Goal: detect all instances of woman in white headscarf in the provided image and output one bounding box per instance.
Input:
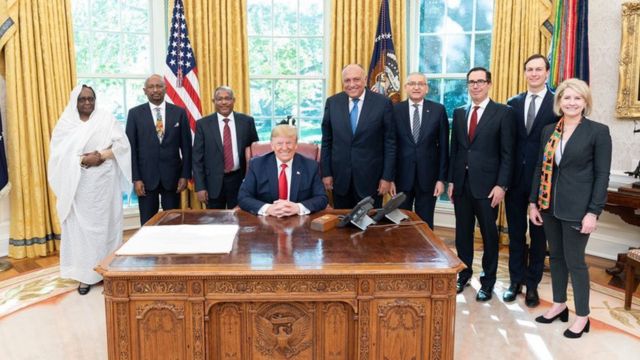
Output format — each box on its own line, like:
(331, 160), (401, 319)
(48, 84), (131, 295)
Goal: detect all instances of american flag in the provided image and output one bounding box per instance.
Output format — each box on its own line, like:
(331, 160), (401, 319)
(164, 0), (202, 133)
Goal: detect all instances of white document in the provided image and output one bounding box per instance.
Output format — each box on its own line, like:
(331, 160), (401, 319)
(115, 224), (238, 255)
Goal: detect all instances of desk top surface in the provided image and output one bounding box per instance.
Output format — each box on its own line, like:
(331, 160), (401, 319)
(97, 210), (463, 277)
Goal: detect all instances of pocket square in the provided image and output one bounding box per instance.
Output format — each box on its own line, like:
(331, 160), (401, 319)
(174, 122), (180, 127)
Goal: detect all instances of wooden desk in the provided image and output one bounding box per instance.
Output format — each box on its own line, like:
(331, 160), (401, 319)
(97, 210), (463, 360)
(606, 185), (640, 226)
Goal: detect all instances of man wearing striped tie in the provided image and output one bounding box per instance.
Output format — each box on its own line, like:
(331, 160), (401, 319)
(390, 72), (449, 229)
(192, 86), (259, 209)
(126, 74), (192, 225)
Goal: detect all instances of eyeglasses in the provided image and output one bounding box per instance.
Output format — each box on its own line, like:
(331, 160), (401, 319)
(77, 97), (95, 103)
(406, 81), (427, 87)
(467, 80), (489, 86)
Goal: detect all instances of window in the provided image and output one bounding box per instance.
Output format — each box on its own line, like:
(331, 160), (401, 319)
(411, 0), (494, 116)
(71, 0), (166, 207)
(247, 0), (327, 143)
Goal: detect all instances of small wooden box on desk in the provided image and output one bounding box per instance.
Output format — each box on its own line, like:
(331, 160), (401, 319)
(97, 209), (464, 360)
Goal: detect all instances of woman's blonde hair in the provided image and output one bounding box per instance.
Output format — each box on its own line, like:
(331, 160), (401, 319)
(553, 78), (592, 116)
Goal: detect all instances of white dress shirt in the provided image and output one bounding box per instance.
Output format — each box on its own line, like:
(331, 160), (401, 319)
(148, 101), (166, 130)
(524, 87), (547, 125)
(408, 99), (424, 131)
(466, 97), (491, 131)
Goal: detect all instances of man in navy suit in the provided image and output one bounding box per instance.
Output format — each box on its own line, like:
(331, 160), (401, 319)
(126, 74), (192, 225)
(193, 86), (259, 209)
(503, 54), (558, 307)
(391, 72), (449, 229)
(321, 64), (395, 208)
(448, 67), (515, 301)
(238, 124), (328, 216)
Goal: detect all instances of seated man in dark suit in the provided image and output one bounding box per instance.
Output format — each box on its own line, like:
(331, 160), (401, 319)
(238, 125), (328, 216)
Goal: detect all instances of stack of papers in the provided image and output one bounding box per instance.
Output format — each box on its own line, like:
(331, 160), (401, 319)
(115, 224), (238, 255)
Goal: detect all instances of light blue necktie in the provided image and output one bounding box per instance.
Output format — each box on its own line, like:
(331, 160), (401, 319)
(350, 98), (359, 135)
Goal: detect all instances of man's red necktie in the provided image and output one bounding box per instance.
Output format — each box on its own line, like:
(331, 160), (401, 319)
(468, 106), (479, 141)
(278, 163), (288, 200)
(222, 118), (233, 172)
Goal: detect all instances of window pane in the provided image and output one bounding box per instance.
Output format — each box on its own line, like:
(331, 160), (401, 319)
(299, 0), (323, 36)
(425, 78), (442, 104)
(93, 32), (122, 73)
(91, 0), (120, 31)
(72, 0), (90, 29)
(298, 38), (322, 75)
(249, 38), (272, 75)
(299, 80), (323, 117)
(474, 34), (492, 69)
(446, 0), (473, 32)
(122, 1), (150, 33)
(444, 34), (471, 73)
(254, 117), (273, 142)
(125, 79), (148, 116)
(419, 0), (445, 33)
(122, 34), (150, 74)
(74, 31), (91, 72)
(299, 118), (322, 144)
(247, 0), (272, 36)
(273, 0), (297, 36)
(274, 38), (297, 76)
(476, 0), (494, 31)
(419, 35), (442, 74)
(443, 79), (468, 116)
(273, 80), (297, 117)
(250, 79), (273, 117)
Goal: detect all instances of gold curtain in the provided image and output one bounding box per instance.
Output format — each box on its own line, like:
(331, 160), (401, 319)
(3, 0), (76, 258)
(179, 0), (250, 115)
(490, 0), (553, 102)
(328, 0), (406, 97)
(489, 0), (553, 243)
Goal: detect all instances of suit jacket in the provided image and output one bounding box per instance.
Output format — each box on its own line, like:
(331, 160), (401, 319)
(507, 89), (558, 192)
(192, 112), (259, 198)
(529, 118), (612, 221)
(125, 102), (192, 191)
(320, 89), (395, 197)
(448, 100), (515, 198)
(238, 153), (328, 214)
(393, 99), (449, 192)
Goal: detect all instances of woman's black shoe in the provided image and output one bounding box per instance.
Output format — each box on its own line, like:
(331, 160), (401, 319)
(564, 319), (590, 338)
(77, 283), (91, 295)
(535, 307), (569, 323)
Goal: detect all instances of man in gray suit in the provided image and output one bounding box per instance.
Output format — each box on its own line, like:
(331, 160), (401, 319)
(192, 86), (259, 209)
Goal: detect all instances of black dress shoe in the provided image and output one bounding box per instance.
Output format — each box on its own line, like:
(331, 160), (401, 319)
(77, 284), (91, 296)
(502, 283), (522, 302)
(456, 278), (470, 294)
(525, 287), (540, 308)
(535, 307), (569, 323)
(564, 319), (590, 338)
(476, 288), (493, 302)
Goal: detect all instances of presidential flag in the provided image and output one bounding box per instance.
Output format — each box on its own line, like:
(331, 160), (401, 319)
(367, 0), (401, 103)
(164, 0), (202, 134)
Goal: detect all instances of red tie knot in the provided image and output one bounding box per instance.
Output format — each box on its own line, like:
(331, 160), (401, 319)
(281, 163), (288, 170)
(223, 118), (229, 124)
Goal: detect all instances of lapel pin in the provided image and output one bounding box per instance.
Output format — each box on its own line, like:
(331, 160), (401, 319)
(296, 171), (301, 175)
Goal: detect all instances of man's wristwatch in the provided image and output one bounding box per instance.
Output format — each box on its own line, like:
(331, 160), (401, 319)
(500, 185), (508, 192)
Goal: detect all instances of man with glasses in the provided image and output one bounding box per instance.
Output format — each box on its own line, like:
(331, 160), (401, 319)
(448, 67), (515, 301)
(126, 74), (192, 225)
(503, 54), (558, 307)
(238, 124), (328, 216)
(192, 86), (259, 209)
(390, 72), (449, 229)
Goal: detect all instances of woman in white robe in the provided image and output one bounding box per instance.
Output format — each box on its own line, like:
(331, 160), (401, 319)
(48, 85), (131, 295)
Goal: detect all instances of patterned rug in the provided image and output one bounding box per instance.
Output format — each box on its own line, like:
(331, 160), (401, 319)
(0, 266), (77, 319)
(470, 250), (640, 338)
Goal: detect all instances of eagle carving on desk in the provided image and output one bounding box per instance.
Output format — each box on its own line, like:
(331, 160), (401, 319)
(255, 313), (311, 358)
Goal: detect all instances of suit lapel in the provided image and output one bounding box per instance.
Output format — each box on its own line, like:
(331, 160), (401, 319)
(399, 101), (413, 143)
(211, 113), (223, 151)
(417, 101), (432, 144)
(163, 105), (176, 142)
(471, 100), (497, 143)
(267, 154), (279, 200)
(354, 91), (373, 136)
(234, 112), (244, 149)
(289, 154), (302, 202)
(338, 93), (353, 140)
(461, 106), (471, 146)
(558, 118), (586, 167)
(514, 93), (527, 138)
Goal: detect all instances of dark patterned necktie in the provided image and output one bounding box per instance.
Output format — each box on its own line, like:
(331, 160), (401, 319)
(222, 118), (233, 172)
(412, 103), (421, 142)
